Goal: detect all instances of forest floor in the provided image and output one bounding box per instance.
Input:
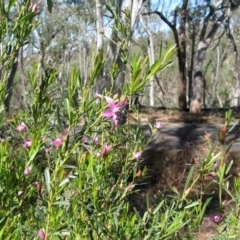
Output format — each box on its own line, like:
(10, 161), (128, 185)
(130, 108), (240, 239)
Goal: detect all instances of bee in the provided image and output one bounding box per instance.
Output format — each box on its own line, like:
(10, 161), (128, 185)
(116, 107), (128, 125)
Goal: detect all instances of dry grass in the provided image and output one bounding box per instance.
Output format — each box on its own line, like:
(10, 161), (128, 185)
(130, 107), (240, 125)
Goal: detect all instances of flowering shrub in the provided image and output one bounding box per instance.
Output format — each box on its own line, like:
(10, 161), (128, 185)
(1, 1), (240, 239)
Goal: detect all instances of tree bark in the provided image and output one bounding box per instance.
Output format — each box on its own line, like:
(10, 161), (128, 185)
(102, 0), (143, 94)
(4, 59), (18, 114)
(140, 14), (155, 106)
(190, 12), (225, 113)
(95, 0), (104, 93)
(178, 0), (188, 110)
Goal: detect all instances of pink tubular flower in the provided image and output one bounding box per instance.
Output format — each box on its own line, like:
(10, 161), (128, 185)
(39, 229), (46, 239)
(96, 152), (102, 158)
(103, 96), (127, 128)
(17, 122), (26, 132)
(121, 182), (135, 192)
(24, 139), (31, 148)
(95, 93), (103, 104)
(133, 151), (142, 159)
(41, 136), (47, 142)
(24, 167), (31, 175)
(102, 144), (112, 155)
(222, 200), (227, 206)
(52, 138), (63, 147)
(218, 127), (227, 144)
(155, 122), (163, 130)
(127, 182), (135, 191)
(31, 3), (40, 12)
(204, 133), (212, 140)
(51, 130), (68, 148)
(208, 215), (224, 223)
(214, 162), (219, 170)
(93, 137), (99, 145)
(61, 129), (68, 139)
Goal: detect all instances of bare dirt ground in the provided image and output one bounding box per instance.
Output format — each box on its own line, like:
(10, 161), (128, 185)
(130, 109), (240, 239)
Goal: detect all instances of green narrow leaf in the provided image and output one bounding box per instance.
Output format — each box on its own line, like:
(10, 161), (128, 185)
(88, 54), (105, 87)
(53, 201), (70, 206)
(59, 178), (70, 187)
(44, 168), (51, 193)
(183, 166), (194, 193)
(46, 0), (53, 13)
(225, 141), (234, 156)
(152, 200), (164, 214)
(225, 160), (234, 175)
(199, 196), (212, 224)
(184, 201), (199, 209)
(228, 122), (237, 133)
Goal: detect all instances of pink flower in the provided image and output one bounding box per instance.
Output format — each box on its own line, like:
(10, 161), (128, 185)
(214, 162), (219, 170)
(103, 96), (127, 128)
(96, 152), (102, 158)
(218, 127), (227, 144)
(82, 136), (88, 143)
(208, 215), (224, 223)
(61, 129), (68, 139)
(51, 130), (68, 147)
(102, 144), (112, 155)
(121, 182), (135, 192)
(155, 122), (163, 130)
(45, 147), (52, 156)
(34, 182), (42, 192)
(127, 182), (135, 191)
(222, 200), (227, 206)
(24, 139), (31, 148)
(24, 167), (31, 175)
(39, 229), (46, 239)
(31, 4), (40, 12)
(95, 94), (103, 104)
(52, 138), (63, 147)
(93, 137), (99, 145)
(42, 136), (47, 142)
(113, 93), (119, 99)
(17, 122), (26, 132)
(133, 151), (142, 159)
(204, 133), (212, 142)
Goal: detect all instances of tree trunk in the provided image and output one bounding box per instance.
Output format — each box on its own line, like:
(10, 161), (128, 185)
(103, 0), (143, 94)
(151, 0), (188, 110)
(113, 0), (143, 93)
(95, 0), (104, 94)
(190, 13), (225, 113)
(4, 59), (18, 114)
(178, 0), (188, 110)
(19, 47), (27, 108)
(140, 14), (155, 106)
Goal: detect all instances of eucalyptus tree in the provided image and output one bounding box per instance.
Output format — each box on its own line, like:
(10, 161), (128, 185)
(95, 0), (145, 95)
(143, 0), (189, 110)
(144, 0), (240, 112)
(189, 0), (240, 113)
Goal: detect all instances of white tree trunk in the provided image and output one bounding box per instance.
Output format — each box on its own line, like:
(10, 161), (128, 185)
(232, 67), (240, 106)
(95, 0), (104, 93)
(103, 0), (144, 94)
(140, 14), (155, 106)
